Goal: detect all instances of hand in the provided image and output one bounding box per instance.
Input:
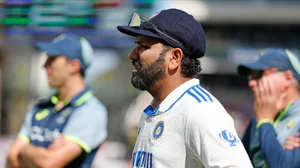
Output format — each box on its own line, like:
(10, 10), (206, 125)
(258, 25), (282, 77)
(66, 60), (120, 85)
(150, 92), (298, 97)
(18, 144), (40, 168)
(48, 135), (67, 150)
(283, 132), (300, 150)
(253, 76), (286, 122)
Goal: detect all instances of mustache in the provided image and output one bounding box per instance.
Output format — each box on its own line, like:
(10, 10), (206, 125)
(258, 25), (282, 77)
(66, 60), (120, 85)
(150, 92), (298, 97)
(132, 60), (142, 69)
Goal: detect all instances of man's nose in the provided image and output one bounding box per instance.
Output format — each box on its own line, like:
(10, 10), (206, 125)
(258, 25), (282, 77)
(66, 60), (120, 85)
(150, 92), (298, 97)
(128, 47), (139, 60)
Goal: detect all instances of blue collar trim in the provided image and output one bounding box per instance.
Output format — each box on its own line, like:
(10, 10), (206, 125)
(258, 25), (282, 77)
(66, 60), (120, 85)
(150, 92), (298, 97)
(143, 105), (160, 116)
(143, 84), (200, 116)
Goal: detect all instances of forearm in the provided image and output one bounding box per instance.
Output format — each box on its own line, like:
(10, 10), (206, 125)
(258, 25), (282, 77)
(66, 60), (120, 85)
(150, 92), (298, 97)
(6, 138), (29, 168)
(258, 123), (300, 168)
(18, 140), (82, 168)
(19, 155), (40, 168)
(19, 144), (50, 168)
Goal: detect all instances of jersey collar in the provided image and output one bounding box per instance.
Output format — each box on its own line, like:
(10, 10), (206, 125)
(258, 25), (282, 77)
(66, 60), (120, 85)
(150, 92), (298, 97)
(279, 99), (300, 118)
(144, 78), (200, 116)
(50, 87), (93, 107)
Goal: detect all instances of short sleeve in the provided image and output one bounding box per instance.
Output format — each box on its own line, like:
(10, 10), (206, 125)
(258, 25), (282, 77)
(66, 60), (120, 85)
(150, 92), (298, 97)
(63, 98), (108, 153)
(185, 103), (253, 167)
(18, 110), (34, 142)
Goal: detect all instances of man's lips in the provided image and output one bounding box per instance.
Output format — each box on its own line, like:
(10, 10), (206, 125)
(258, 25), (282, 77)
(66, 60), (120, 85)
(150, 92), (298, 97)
(132, 61), (141, 72)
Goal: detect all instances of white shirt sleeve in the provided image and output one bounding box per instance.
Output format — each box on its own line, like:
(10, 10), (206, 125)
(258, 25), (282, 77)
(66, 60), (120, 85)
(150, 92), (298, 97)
(185, 102), (253, 168)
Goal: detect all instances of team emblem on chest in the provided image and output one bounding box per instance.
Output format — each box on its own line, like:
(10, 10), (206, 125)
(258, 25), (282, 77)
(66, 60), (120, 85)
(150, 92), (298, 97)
(56, 109), (71, 124)
(153, 121), (164, 140)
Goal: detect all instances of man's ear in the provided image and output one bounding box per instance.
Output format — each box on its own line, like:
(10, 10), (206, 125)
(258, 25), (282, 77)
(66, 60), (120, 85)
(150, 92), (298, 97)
(168, 48), (183, 71)
(283, 70), (294, 87)
(285, 70), (293, 80)
(70, 59), (81, 73)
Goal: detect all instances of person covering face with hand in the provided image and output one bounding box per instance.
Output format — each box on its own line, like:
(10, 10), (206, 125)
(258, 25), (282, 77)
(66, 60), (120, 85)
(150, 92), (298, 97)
(238, 48), (300, 168)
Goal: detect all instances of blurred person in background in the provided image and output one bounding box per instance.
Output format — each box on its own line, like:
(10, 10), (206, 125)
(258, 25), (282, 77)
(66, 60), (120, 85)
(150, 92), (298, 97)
(122, 91), (152, 151)
(238, 48), (300, 168)
(6, 34), (108, 168)
(117, 8), (252, 168)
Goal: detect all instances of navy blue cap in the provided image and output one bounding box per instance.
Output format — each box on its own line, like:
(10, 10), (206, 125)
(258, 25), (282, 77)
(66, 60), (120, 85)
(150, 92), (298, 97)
(238, 48), (300, 80)
(36, 33), (94, 70)
(117, 8), (206, 58)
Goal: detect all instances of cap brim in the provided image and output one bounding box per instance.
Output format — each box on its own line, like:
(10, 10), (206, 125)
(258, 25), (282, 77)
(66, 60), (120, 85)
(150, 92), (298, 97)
(36, 42), (63, 56)
(117, 25), (162, 39)
(237, 62), (269, 76)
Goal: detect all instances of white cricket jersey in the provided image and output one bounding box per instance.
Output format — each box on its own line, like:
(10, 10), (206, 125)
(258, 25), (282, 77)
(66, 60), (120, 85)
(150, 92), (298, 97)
(132, 79), (253, 168)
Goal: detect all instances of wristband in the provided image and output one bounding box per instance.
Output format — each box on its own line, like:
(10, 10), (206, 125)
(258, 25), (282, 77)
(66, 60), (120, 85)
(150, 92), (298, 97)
(256, 118), (274, 129)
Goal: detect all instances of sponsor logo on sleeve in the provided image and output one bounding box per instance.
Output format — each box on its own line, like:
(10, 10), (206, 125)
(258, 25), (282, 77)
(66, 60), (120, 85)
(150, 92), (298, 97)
(219, 130), (239, 146)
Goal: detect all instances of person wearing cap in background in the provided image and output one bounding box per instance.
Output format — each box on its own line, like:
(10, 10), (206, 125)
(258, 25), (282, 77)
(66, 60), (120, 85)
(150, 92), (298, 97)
(6, 34), (108, 168)
(117, 8), (252, 168)
(238, 48), (300, 168)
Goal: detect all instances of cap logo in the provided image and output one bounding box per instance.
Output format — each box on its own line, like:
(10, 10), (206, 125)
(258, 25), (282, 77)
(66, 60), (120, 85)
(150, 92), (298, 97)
(53, 35), (65, 43)
(259, 49), (267, 56)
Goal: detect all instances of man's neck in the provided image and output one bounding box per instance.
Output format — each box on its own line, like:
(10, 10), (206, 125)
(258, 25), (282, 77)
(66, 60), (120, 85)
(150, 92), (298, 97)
(58, 77), (86, 102)
(149, 77), (191, 109)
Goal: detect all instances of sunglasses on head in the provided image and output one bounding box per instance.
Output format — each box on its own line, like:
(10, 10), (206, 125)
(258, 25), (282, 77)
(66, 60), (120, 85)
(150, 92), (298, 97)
(128, 11), (183, 48)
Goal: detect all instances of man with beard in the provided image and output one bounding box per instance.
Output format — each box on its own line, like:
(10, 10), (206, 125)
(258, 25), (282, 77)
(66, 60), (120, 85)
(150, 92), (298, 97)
(6, 34), (108, 168)
(117, 9), (252, 168)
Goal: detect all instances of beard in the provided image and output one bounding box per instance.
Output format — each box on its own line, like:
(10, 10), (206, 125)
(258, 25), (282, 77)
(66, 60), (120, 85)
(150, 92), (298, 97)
(131, 52), (166, 91)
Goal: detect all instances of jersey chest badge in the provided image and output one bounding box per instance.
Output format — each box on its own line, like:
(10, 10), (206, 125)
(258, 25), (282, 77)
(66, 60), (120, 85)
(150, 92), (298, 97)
(56, 109), (71, 124)
(35, 109), (49, 121)
(287, 120), (295, 128)
(153, 121), (164, 140)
